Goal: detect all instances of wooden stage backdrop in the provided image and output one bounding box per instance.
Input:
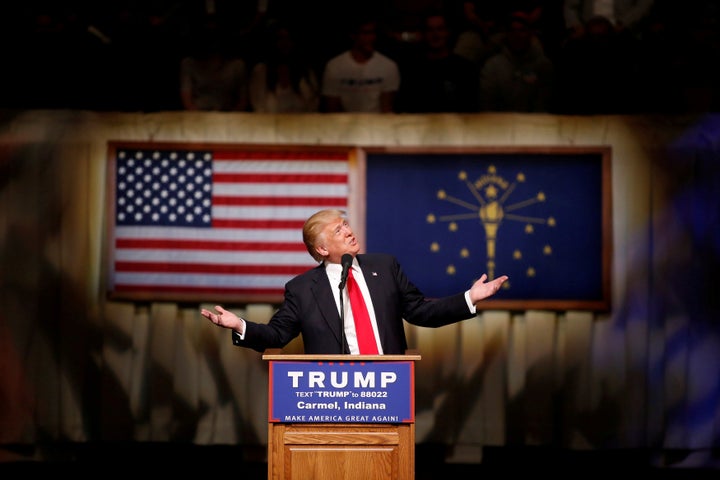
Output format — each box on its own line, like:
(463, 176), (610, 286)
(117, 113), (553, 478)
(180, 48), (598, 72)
(1, 111), (718, 465)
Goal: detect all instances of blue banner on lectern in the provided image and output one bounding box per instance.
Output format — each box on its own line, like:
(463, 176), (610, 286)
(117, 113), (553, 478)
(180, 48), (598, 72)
(268, 361), (414, 423)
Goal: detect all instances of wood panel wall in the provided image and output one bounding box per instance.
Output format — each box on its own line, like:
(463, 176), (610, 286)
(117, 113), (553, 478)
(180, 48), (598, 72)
(1, 111), (717, 464)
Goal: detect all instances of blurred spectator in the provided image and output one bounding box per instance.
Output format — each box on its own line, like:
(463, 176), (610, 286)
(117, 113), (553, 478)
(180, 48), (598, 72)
(507, 0), (567, 61)
(451, 1), (557, 68)
(249, 22), (320, 113)
(633, 0), (684, 113)
(555, 14), (641, 114)
(4, 1), (719, 115)
(320, 12), (401, 113)
(238, 0), (312, 37)
(7, 4), (102, 110)
(106, 1), (186, 111)
(381, 0), (440, 62)
(179, 21), (249, 111)
(451, 0), (505, 67)
(563, 0), (655, 41)
(557, 0), (653, 114)
(396, 11), (479, 113)
(239, 0), (272, 37)
(662, 2), (720, 113)
(478, 12), (555, 112)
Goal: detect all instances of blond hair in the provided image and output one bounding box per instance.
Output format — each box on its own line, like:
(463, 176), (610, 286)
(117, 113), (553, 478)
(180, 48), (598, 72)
(303, 209), (347, 262)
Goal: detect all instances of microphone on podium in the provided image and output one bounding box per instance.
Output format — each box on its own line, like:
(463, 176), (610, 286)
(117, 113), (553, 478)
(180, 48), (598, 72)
(338, 253), (354, 354)
(339, 253), (353, 290)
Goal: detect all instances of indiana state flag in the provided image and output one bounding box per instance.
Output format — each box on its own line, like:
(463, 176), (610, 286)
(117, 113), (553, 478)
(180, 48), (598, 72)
(365, 151), (607, 307)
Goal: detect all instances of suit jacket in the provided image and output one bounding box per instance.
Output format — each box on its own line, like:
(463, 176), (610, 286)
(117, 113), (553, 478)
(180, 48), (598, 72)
(232, 253), (475, 354)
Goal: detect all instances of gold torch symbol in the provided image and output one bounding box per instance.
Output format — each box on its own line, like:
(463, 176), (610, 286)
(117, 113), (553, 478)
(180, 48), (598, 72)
(429, 166), (551, 282)
(479, 199), (503, 279)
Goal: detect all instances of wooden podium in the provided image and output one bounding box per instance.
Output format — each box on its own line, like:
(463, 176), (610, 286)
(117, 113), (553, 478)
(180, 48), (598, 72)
(262, 349), (421, 480)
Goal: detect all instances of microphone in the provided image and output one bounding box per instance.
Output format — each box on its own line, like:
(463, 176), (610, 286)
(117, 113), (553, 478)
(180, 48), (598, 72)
(338, 253), (353, 354)
(339, 253), (353, 290)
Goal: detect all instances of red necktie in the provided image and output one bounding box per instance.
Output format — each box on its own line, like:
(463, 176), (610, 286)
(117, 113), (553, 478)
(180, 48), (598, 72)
(346, 268), (378, 354)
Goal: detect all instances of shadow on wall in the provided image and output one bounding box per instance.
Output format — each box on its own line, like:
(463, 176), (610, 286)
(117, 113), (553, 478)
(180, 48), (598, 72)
(0, 123), (263, 456)
(0, 118), (105, 453)
(613, 113), (720, 468)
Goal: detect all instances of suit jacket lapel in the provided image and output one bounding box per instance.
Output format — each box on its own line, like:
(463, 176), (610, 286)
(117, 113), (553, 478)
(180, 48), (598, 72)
(356, 255), (387, 347)
(309, 265), (345, 347)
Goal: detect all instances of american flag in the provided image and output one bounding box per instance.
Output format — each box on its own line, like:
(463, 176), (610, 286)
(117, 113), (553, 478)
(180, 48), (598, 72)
(108, 144), (351, 302)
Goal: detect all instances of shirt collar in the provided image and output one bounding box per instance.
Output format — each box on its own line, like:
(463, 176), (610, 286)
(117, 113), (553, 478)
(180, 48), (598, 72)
(324, 257), (357, 275)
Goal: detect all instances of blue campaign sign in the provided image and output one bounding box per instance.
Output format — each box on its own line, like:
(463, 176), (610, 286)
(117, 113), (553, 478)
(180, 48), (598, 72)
(268, 361), (414, 423)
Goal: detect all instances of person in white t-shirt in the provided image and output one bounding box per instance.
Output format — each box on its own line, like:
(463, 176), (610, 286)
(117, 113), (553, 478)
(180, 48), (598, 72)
(320, 15), (401, 113)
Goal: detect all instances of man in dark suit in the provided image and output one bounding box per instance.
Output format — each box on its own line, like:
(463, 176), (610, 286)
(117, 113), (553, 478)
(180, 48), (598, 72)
(201, 209), (508, 354)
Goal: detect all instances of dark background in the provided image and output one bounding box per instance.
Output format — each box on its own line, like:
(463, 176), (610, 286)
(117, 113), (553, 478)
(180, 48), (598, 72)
(1, 0), (718, 114)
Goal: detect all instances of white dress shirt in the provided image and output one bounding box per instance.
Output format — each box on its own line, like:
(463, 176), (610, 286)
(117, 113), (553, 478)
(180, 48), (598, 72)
(325, 259), (384, 354)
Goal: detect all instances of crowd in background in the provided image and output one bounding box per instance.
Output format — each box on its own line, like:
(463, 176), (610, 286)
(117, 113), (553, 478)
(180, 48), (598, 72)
(2, 0), (719, 114)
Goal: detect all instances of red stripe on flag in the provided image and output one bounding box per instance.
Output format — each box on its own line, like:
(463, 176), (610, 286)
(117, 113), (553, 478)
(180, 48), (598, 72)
(115, 262), (313, 275)
(213, 196), (347, 206)
(116, 239), (307, 251)
(212, 150), (348, 160)
(214, 173), (348, 183)
(113, 284), (286, 296)
(210, 218), (306, 229)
